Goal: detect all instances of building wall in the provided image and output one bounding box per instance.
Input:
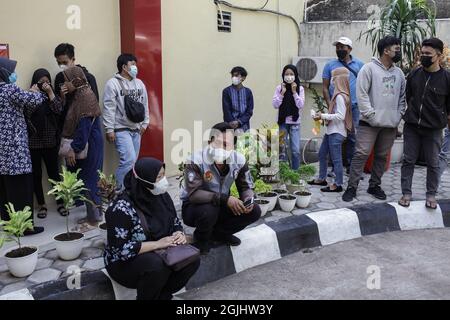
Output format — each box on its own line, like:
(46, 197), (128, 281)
(161, 0), (305, 176)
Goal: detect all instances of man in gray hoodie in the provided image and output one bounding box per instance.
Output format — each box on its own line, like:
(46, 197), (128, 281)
(343, 36), (406, 202)
(103, 54), (150, 190)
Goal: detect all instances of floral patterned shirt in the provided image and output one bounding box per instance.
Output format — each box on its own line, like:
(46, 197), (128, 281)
(0, 83), (45, 175)
(103, 197), (183, 266)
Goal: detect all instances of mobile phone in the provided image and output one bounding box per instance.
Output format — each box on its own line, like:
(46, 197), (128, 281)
(243, 198), (254, 208)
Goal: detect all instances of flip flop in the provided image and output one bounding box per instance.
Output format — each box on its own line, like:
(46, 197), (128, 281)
(425, 199), (438, 210)
(57, 205), (69, 217)
(398, 195), (411, 208)
(321, 186), (343, 193)
(37, 206), (47, 219)
(307, 180), (328, 186)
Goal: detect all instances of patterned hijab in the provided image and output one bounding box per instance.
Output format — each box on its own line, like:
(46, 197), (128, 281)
(329, 67), (353, 133)
(61, 66), (101, 138)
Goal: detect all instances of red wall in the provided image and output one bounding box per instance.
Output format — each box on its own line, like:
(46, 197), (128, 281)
(120, 0), (164, 161)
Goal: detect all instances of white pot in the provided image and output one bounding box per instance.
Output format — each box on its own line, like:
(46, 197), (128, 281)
(54, 233), (85, 261)
(99, 223), (108, 244)
(390, 139), (404, 163)
(278, 195), (297, 212)
(257, 192), (278, 212)
(5, 246), (38, 278)
(255, 199), (271, 217)
(294, 191), (312, 208)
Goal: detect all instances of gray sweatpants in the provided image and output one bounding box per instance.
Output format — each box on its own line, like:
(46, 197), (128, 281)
(401, 123), (443, 197)
(348, 124), (397, 189)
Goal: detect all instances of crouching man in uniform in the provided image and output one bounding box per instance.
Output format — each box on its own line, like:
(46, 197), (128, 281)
(180, 122), (261, 254)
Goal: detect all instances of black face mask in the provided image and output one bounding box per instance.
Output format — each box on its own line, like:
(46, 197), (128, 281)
(420, 55), (434, 69)
(392, 51), (402, 63)
(336, 50), (347, 60)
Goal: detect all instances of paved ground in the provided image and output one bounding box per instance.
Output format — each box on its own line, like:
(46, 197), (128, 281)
(179, 229), (450, 300)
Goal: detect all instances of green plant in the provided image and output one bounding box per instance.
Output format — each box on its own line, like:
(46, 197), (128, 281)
(230, 179), (272, 198)
(97, 170), (117, 216)
(279, 162), (301, 185)
(297, 164), (317, 193)
(0, 203), (34, 250)
(48, 167), (89, 237)
(359, 0), (436, 74)
(310, 87), (327, 113)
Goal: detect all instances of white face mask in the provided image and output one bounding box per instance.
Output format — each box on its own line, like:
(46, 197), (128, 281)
(59, 65), (68, 71)
(210, 146), (232, 163)
(148, 177), (169, 195)
(232, 76), (241, 86)
(284, 75), (295, 84)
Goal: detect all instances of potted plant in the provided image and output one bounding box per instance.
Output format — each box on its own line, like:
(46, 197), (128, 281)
(278, 194), (297, 212)
(231, 179), (275, 214)
(294, 165), (317, 208)
(279, 162), (301, 194)
(48, 167), (89, 261)
(0, 203), (38, 277)
(97, 170), (117, 244)
(254, 199), (271, 217)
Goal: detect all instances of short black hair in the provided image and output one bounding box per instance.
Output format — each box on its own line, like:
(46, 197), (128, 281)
(209, 122), (234, 143)
(422, 37), (444, 54)
(54, 43), (75, 59)
(230, 66), (248, 77)
(377, 36), (401, 56)
(117, 54), (138, 73)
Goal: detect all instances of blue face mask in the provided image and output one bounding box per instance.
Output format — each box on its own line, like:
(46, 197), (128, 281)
(9, 72), (17, 84)
(128, 65), (138, 79)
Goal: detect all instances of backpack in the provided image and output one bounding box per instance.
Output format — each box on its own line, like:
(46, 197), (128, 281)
(116, 79), (146, 123)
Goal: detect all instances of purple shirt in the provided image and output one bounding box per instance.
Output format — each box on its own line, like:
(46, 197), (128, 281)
(272, 85), (305, 124)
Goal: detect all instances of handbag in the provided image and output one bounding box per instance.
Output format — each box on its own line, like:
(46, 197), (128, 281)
(59, 118), (96, 160)
(116, 79), (146, 123)
(129, 194), (200, 271)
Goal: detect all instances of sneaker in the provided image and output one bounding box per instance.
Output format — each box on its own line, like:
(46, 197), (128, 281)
(342, 187), (357, 202)
(367, 186), (387, 200)
(213, 234), (242, 247)
(24, 226), (44, 236)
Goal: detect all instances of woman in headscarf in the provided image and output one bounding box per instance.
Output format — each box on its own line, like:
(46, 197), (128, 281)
(272, 64), (305, 170)
(25, 69), (67, 219)
(308, 67), (353, 192)
(60, 66), (104, 231)
(0, 57), (45, 235)
(103, 158), (200, 300)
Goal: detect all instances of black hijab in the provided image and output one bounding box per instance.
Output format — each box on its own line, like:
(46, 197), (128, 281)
(277, 64), (301, 125)
(26, 69), (57, 138)
(123, 157), (178, 241)
(0, 57), (17, 84)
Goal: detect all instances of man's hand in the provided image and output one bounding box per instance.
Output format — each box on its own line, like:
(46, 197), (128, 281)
(106, 132), (116, 144)
(281, 83), (287, 96)
(172, 231), (187, 245)
(65, 149), (76, 167)
(227, 196), (246, 216)
(156, 236), (177, 250)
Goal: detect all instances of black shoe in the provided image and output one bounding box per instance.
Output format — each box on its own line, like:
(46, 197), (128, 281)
(342, 187), (357, 202)
(192, 241), (210, 255)
(367, 186), (387, 200)
(24, 226), (44, 236)
(213, 234), (241, 247)
(321, 186), (343, 193)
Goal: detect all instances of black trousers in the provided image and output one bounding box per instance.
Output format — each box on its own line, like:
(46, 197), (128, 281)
(182, 202), (261, 242)
(30, 147), (63, 206)
(106, 252), (200, 300)
(0, 173), (35, 224)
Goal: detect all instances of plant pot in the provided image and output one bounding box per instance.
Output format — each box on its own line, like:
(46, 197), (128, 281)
(257, 192), (278, 212)
(99, 222), (107, 244)
(286, 183), (302, 194)
(54, 232), (85, 261)
(273, 188), (288, 195)
(254, 199), (270, 217)
(278, 195), (297, 212)
(294, 191), (312, 208)
(4, 246), (38, 278)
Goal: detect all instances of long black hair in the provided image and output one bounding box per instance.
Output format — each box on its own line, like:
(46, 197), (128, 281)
(278, 64), (301, 125)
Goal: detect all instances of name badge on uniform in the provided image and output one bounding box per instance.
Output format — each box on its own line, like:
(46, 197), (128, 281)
(204, 170), (214, 182)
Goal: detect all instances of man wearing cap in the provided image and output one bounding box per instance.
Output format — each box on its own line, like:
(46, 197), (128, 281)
(322, 36), (365, 172)
(400, 38), (450, 210)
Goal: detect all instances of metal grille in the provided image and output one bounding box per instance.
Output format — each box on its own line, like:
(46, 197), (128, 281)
(296, 58), (318, 82)
(217, 11), (231, 32)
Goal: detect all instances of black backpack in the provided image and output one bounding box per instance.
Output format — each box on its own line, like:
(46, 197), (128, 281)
(117, 79), (146, 123)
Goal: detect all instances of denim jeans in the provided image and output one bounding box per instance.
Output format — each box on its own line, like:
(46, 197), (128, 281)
(346, 104), (360, 167)
(319, 133), (345, 186)
(438, 126), (450, 184)
(279, 123), (301, 170)
(115, 130), (142, 189)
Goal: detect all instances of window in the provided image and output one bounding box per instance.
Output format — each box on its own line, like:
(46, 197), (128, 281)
(217, 10), (231, 32)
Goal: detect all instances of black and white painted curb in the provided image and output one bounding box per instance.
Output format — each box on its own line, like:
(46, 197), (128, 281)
(2, 199), (450, 300)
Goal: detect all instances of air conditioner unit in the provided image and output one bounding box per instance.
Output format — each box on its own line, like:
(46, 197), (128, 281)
(292, 56), (335, 84)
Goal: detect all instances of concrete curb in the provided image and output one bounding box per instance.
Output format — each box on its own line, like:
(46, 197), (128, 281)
(2, 199), (450, 300)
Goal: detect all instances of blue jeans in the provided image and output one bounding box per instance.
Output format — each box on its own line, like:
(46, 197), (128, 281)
(115, 130), (141, 189)
(438, 126), (450, 184)
(346, 104), (360, 167)
(279, 123), (301, 170)
(319, 133), (345, 186)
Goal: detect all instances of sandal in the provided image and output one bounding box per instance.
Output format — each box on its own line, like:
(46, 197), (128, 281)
(57, 205), (69, 217)
(307, 179), (328, 186)
(37, 206), (47, 219)
(71, 222), (98, 233)
(321, 185), (343, 193)
(425, 197), (438, 210)
(398, 195), (411, 208)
